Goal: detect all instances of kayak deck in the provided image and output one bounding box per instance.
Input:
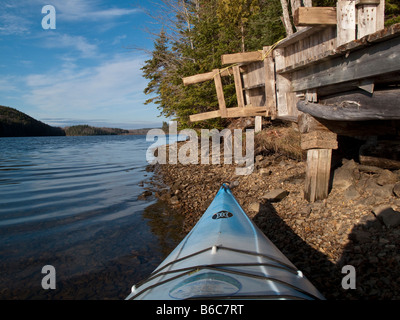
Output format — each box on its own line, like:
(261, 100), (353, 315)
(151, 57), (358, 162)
(126, 184), (325, 300)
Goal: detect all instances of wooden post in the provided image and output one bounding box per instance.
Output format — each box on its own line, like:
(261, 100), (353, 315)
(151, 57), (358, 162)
(356, 0), (385, 38)
(255, 116), (262, 132)
(304, 149), (333, 202)
(263, 46), (277, 119)
(337, 0), (356, 47)
(274, 48), (289, 116)
(213, 69), (227, 118)
(298, 113), (338, 202)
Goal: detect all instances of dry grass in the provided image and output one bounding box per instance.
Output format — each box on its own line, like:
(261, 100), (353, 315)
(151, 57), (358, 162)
(254, 124), (304, 160)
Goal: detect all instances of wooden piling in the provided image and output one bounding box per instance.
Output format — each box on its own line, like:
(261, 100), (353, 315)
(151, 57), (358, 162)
(304, 149), (333, 202)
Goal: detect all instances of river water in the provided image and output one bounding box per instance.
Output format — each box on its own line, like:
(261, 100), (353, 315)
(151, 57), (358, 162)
(0, 135), (184, 299)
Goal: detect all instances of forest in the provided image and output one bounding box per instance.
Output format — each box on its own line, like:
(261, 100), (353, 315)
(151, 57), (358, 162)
(64, 125), (129, 136)
(141, 0), (400, 129)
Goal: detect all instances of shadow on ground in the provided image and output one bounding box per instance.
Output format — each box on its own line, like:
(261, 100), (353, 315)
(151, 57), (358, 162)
(253, 201), (400, 300)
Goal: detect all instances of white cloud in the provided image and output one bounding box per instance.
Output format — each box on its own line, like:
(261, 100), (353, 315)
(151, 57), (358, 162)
(41, 33), (99, 58)
(0, 9), (31, 36)
(23, 55), (149, 117)
(0, 77), (18, 92)
(51, 0), (141, 22)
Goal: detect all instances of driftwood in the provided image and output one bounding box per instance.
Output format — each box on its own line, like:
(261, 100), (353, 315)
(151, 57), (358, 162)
(297, 88), (400, 121)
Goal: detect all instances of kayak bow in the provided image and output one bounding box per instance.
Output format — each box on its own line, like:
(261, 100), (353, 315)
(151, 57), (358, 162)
(126, 184), (325, 300)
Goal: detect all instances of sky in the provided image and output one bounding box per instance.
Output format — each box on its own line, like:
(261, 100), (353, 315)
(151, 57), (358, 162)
(0, 0), (167, 129)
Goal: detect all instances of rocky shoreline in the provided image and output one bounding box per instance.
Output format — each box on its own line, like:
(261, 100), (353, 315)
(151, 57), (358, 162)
(142, 138), (400, 300)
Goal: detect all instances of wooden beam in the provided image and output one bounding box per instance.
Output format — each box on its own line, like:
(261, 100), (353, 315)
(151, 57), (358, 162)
(298, 113), (399, 137)
(182, 68), (233, 86)
(189, 110), (221, 122)
(274, 26), (326, 49)
(221, 51), (262, 65)
(213, 69), (227, 117)
(183, 71), (215, 86)
(297, 88), (400, 121)
(233, 65), (245, 108)
(226, 106), (266, 117)
(291, 35), (400, 92)
(301, 131), (338, 150)
(189, 106), (267, 122)
(355, 0), (380, 6)
(304, 149), (332, 202)
(293, 7), (337, 26)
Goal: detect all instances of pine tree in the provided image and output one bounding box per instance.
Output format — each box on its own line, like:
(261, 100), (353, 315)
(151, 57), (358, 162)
(141, 29), (172, 107)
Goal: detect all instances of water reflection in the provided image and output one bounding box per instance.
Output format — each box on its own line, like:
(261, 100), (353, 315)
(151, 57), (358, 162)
(142, 199), (185, 258)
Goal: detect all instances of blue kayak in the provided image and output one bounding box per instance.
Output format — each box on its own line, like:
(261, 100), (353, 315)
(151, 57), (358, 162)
(126, 184), (325, 300)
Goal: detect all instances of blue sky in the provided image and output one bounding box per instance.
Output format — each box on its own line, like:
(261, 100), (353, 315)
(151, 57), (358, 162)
(0, 0), (167, 129)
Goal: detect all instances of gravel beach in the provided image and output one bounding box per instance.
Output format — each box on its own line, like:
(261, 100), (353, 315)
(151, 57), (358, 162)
(143, 131), (400, 300)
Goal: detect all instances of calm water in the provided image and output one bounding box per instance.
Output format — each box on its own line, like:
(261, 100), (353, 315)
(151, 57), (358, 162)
(0, 135), (184, 300)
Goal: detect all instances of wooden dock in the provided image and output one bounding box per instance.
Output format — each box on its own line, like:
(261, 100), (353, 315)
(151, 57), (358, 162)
(182, 0), (400, 202)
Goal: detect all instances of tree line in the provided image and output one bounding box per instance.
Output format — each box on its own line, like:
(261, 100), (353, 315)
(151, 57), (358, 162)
(141, 0), (399, 130)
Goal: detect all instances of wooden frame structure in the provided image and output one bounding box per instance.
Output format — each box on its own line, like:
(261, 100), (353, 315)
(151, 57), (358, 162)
(182, 51), (273, 123)
(183, 0), (400, 202)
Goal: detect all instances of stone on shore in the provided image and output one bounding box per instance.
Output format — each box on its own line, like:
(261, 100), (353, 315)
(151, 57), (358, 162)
(138, 190), (152, 200)
(262, 189), (289, 202)
(373, 205), (400, 228)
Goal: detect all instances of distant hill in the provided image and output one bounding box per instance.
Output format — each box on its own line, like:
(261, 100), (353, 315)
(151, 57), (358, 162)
(0, 105), (65, 137)
(64, 125), (130, 136)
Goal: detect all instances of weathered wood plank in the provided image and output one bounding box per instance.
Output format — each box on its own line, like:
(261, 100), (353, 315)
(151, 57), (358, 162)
(226, 106), (266, 117)
(297, 88), (400, 121)
(304, 149), (332, 202)
(221, 51), (262, 65)
(189, 106), (267, 122)
(233, 65), (245, 108)
(182, 68), (232, 85)
(242, 61), (265, 89)
(213, 69), (227, 117)
(301, 130), (338, 150)
(357, 0), (385, 39)
(245, 86), (266, 107)
(299, 113), (399, 136)
(274, 26), (326, 49)
(263, 46), (277, 118)
(183, 71), (215, 85)
(291, 35), (400, 91)
(293, 7), (337, 26)
(255, 116), (262, 133)
(189, 110), (221, 122)
(337, 0), (356, 46)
